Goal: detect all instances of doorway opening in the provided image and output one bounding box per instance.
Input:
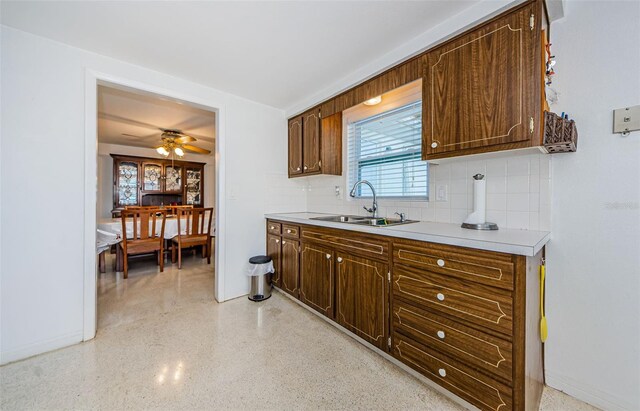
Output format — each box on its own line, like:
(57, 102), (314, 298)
(91, 80), (219, 334)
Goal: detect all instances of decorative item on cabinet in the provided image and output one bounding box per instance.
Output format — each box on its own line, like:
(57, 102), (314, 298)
(542, 111), (578, 153)
(287, 108), (342, 178)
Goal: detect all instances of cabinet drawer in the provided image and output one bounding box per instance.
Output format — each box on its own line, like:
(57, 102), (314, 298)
(267, 221), (281, 236)
(282, 224), (300, 239)
(300, 227), (389, 261)
(393, 239), (515, 291)
(393, 333), (512, 411)
(393, 265), (513, 336)
(393, 299), (512, 383)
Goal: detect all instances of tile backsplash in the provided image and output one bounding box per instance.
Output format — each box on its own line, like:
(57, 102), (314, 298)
(305, 152), (551, 231)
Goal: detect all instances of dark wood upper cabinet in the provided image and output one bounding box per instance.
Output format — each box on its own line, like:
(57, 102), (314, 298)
(422, 3), (541, 159)
(300, 242), (334, 318)
(288, 116), (303, 176)
(302, 108), (321, 174)
(335, 252), (388, 351)
(288, 108), (342, 178)
(280, 239), (300, 298)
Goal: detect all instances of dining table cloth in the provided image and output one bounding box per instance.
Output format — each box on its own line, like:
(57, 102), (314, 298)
(97, 216), (215, 242)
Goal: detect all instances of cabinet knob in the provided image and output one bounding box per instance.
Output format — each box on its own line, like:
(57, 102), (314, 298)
(270, 226), (275, 230)
(438, 368), (447, 377)
(303, 166), (308, 170)
(326, 254), (331, 259)
(337, 257), (343, 263)
(282, 241), (286, 245)
(436, 293), (445, 301)
(431, 142), (438, 148)
(296, 167), (301, 171)
(287, 229), (292, 233)
(437, 259), (445, 267)
(275, 239), (280, 244)
(437, 330), (445, 339)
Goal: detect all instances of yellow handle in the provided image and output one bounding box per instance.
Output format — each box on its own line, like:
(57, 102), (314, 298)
(540, 265), (548, 342)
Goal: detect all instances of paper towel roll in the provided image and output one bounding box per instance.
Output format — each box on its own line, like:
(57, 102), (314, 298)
(464, 178), (486, 225)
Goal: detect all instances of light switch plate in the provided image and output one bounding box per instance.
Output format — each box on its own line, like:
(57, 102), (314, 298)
(613, 105), (640, 134)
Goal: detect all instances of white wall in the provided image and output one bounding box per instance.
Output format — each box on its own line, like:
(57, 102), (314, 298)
(97, 143), (216, 218)
(0, 26), (306, 364)
(544, 1), (640, 410)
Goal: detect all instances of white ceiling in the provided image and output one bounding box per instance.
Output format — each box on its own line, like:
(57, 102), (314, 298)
(1, 1), (479, 110)
(97, 84), (215, 154)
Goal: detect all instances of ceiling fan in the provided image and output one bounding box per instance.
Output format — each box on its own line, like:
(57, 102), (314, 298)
(122, 128), (211, 157)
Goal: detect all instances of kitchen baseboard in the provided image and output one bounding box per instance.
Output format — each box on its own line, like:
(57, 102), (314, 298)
(0, 331), (83, 366)
(545, 369), (636, 411)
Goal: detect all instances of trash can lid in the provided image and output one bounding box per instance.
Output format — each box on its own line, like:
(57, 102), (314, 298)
(249, 255), (272, 264)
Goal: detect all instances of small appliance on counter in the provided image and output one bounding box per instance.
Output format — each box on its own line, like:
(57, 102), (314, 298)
(461, 173), (498, 230)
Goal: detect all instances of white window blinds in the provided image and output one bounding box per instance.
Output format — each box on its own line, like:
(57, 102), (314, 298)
(348, 101), (428, 199)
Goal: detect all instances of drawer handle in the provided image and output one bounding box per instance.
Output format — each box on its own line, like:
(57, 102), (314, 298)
(326, 254), (331, 259)
(438, 368), (447, 377)
(436, 293), (445, 301)
(270, 225), (275, 230)
(437, 330), (445, 339)
(337, 257), (343, 263)
(437, 259), (445, 267)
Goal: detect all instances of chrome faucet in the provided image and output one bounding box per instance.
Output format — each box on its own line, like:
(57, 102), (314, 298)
(350, 180), (378, 218)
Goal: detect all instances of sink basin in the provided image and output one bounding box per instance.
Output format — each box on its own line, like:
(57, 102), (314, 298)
(311, 215), (367, 223)
(311, 215), (417, 227)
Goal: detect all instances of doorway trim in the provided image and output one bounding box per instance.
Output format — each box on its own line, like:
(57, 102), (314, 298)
(83, 69), (226, 341)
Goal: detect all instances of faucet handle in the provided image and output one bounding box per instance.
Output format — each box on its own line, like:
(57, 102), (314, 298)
(394, 212), (406, 222)
(363, 206), (374, 213)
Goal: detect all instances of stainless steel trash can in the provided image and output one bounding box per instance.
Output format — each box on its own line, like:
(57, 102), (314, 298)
(248, 255), (273, 301)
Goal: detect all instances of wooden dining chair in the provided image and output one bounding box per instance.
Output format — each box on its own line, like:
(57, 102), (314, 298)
(166, 204), (194, 215)
(171, 207), (214, 269)
(120, 208), (167, 278)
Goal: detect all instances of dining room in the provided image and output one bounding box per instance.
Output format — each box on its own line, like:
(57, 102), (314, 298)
(95, 83), (217, 330)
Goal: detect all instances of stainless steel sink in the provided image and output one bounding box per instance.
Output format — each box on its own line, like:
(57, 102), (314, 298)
(311, 215), (417, 227)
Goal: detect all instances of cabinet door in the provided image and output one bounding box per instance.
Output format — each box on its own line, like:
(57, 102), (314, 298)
(423, 5), (537, 157)
(288, 116), (303, 176)
(281, 239), (300, 298)
(115, 161), (140, 207)
(267, 235), (282, 287)
(142, 162), (163, 192)
(302, 108), (321, 174)
(185, 165), (203, 206)
(164, 164), (183, 193)
(336, 253), (388, 350)
(300, 243), (334, 318)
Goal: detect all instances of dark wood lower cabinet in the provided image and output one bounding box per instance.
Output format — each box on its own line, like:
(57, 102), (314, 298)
(266, 235), (281, 287)
(266, 219), (543, 411)
(335, 253), (388, 351)
(299, 243), (334, 318)
(280, 239), (300, 298)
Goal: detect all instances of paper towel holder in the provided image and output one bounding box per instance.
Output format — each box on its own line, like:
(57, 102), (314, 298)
(461, 174), (499, 231)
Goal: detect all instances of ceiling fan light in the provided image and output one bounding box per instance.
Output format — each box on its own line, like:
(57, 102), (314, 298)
(157, 146), (169, 156)
(174, 147), (184, 157)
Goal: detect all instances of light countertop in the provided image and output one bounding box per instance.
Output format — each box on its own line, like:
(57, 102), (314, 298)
(265, 212), (550, 256)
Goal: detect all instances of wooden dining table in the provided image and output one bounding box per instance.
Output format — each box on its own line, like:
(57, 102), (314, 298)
(97, 216), (215, 272)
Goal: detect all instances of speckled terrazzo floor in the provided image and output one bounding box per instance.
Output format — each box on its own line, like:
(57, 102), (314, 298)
(1, 254), (599, 410)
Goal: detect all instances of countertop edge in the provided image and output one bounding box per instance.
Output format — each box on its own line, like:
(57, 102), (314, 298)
(265, 213), (550, 257)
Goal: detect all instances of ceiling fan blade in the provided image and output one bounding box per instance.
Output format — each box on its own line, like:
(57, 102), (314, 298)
(182, 144), (211, 155)
(122, 133), (148, 138)
(174, 135), (197, 144)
